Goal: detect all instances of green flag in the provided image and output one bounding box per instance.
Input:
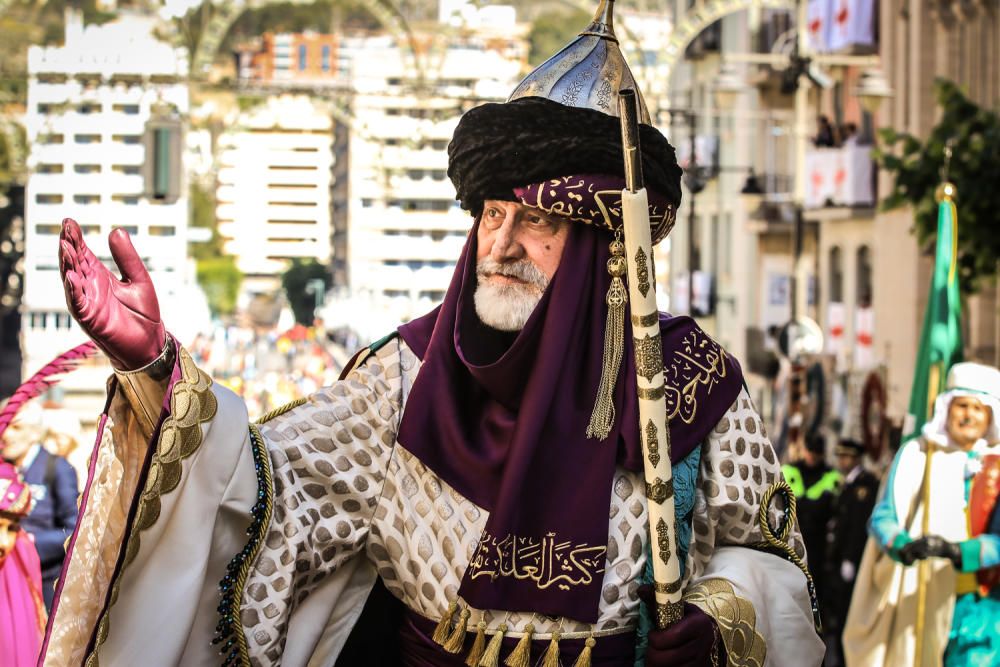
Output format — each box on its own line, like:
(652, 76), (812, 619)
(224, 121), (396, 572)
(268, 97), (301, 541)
(905, 192), (963, 439)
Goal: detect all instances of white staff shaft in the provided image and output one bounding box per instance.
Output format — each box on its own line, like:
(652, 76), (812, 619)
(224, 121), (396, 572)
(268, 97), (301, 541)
(620, 187), (683, 628)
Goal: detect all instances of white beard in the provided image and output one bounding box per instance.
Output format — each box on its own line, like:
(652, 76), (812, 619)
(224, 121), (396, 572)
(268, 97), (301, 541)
(473, 258), (549, 331)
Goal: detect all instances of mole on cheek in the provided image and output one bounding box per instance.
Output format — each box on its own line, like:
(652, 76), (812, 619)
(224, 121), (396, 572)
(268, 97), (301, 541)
(545, 244), (551, 251)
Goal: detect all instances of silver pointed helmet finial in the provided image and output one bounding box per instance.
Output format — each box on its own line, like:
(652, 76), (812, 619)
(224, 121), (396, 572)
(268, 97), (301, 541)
(507, 0), (651, 124)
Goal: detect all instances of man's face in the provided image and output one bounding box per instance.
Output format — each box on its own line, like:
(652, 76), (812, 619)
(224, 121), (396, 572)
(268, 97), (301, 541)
(1, 422), (39, 464)
(0, 516), (19, 565)
(474, 200), (569, 331)
(836, 452), (859, 475)
(946, 395), (992, 449)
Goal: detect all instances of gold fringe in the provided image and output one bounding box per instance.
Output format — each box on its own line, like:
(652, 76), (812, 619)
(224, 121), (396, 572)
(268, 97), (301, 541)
(465, 622), (488, 666)
(443, 607), (471, 653)
(478, 623), (508, 667)
(503, 623), (534, 667)
(540, 629), (561, 667)
(572, 635), (596, 667)
(433, 601), (458, 645)
(586, 247), (627, 440)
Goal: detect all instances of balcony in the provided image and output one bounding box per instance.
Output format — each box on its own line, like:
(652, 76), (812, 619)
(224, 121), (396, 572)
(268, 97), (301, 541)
(804, 145), (875, 209)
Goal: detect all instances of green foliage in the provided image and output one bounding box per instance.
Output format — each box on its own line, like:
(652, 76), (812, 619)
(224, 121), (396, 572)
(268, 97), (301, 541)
(188, 182), (242, 316)
(281, 259), (332, 325)
(526, 8), (590, 66)
(197, 256), (242, 317)
(876, 79), (1000, 294)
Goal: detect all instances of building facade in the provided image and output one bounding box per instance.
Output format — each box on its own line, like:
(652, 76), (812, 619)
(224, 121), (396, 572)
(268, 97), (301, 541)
(23, 12), (192, 377)
(339, 23), (527, 332)
(215, 94), (335, 297)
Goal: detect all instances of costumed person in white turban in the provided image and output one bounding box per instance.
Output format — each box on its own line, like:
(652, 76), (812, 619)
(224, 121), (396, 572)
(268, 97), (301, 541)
(42, 2), (822, 665)
(844, 361), (1000, 666)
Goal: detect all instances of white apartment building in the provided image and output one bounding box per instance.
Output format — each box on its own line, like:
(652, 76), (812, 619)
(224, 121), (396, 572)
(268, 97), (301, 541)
(23, 12), (195, 378)
(342, 22), (527, 327)
(215, 94), (335, 297)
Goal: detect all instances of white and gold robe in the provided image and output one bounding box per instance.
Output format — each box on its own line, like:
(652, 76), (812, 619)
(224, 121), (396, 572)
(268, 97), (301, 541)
(43, 337), (823, 666)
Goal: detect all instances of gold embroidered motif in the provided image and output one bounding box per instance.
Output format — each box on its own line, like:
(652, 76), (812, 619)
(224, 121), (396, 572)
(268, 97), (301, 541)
(637, 385), (665, 400)
(684, 578), (767, 667)
(634, 246), (650, 297)
(85, 349), (216, 666)
(653, 579), (683, 595)
(645, 419), (660, 467)
(663, 331), (729, 425)
(634, 333), (664, 382)
(656, 518), (671, 565)
(645, 477), (673, 505)
(468, 531), (606, 591)
(655, 600), (685, 629)
(631, 311), (659, 328)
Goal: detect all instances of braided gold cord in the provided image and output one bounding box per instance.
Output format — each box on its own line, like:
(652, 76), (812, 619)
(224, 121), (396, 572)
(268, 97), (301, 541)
(750, 481), (821, 632)
(254, 397), (308, 425)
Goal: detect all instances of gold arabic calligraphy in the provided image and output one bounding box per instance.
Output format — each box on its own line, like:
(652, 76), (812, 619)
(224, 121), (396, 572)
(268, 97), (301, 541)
(524, 176), (668, 230)
(664, 331), (729, 426)
(468, 531), (607, 592)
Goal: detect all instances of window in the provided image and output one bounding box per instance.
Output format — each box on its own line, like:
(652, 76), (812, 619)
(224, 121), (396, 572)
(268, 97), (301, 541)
(298, 44), (307, 71)
(112, 165), (141, 175)
(321, 45), (331, 73)
(113, 225), (139, 235)
(361, 198), (374, 207)
(270, 165), (316, 171)
(112, 103), (140, 114)
(37, 103), (58, 114)
(77, 103), (100, 114)
(74, 164), (101, 174)
(39, 133), (64, 145)
(73, 194), (100, 204)
(112, 134), (141, 145)
(112, 195), (139, 205)
(267, 201), (314, 207)
(35, 194), (63, 204)
(148, 226), (175, 237)
(35, 224), (61, 235)
(267, 183), (314, 190)
(385, 289), (408, 298)
(856, 245), (872, 307)
(75, 134), (100, 144)
(418, 290), (445, 301)
(829, 246), (843, 303)
(37, 164), (63, 174)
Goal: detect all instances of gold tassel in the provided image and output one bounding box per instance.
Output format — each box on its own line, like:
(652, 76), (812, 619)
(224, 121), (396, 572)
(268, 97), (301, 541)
(540, 629), (561, 667)
(433, 601), (458, 646)
(465, 622), (488, 667)
(586, 235), (627, 440)
(572, 635), (596, 667)
(478, 623), (508, 667)
(503, 623), (534, 667)
(443, 607), (471, 653)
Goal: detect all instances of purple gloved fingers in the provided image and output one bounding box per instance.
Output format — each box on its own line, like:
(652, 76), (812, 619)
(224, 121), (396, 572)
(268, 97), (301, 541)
(645, 603), (721, 667)
(59, 219), (166, 370)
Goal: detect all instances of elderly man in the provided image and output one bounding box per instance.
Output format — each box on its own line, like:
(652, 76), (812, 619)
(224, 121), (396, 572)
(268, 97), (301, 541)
(845, 362), (1000, 666)
(42, 4), (820, 666)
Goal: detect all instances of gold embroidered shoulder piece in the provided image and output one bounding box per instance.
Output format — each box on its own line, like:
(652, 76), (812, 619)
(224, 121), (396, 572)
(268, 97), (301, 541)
(684, 578), (766, 667)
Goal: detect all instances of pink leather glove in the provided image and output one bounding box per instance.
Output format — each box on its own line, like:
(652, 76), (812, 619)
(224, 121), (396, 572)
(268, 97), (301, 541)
(646, 602), (725, 667)
(59, 218), (166, 370)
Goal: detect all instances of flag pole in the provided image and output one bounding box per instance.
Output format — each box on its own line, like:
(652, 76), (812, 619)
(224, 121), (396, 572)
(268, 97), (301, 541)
(618, 90), (684, 629)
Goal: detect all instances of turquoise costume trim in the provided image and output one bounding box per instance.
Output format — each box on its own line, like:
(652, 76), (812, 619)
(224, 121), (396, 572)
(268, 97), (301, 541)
(634, 446), (701, 666)
(869, 440), (913, 562)
(944, 591), (1000, 666)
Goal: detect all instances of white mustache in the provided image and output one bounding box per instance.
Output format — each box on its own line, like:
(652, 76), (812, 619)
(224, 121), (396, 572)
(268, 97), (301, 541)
(476, 257), (548, 291)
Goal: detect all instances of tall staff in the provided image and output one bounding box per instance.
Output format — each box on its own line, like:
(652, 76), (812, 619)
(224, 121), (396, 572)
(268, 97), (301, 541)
(618, 90), (684, 629)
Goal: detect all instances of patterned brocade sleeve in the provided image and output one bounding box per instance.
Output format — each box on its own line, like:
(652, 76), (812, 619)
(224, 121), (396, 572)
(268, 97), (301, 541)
(683, 389), (823, 667)
(688, 389), (807, 574)
(239, 338), (411, 664)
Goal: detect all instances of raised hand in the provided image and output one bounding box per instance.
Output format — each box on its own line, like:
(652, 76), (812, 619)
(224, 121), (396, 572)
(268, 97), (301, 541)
(59, 218), (166, 370)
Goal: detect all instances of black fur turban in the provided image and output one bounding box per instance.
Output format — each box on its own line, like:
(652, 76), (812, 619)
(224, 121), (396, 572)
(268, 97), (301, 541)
(447, 96), (683, 218)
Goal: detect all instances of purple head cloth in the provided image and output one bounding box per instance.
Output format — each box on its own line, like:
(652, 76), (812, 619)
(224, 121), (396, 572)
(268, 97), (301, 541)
(397, 216), (741, 623)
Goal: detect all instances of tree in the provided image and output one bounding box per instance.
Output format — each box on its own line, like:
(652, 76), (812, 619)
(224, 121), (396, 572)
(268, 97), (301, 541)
(877, 79), (1000, 294)
(526, 8), (590, 66)
(281, 259), (331, 326)
(189, 181), (242, 317)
